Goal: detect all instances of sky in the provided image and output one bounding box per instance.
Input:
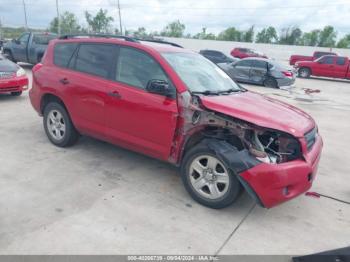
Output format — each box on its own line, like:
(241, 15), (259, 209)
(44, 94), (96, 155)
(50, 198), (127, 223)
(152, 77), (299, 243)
(1, 0), (350, 37)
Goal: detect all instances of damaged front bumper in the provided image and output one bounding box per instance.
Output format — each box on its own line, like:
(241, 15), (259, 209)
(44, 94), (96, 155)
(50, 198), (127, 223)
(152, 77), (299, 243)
(239, 134), (323, 208)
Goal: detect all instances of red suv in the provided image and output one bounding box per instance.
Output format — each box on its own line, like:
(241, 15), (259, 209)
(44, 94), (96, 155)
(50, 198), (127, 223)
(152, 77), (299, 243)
(29, 35), (323, 209)
(231, 47), (268, 59)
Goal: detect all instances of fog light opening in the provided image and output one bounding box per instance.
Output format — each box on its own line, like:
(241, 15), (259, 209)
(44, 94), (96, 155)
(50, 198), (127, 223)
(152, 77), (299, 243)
(282, 186), (289, 196)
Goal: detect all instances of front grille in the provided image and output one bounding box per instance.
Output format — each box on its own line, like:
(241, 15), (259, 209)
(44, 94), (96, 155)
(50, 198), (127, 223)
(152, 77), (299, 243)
(0, 72), (14, 79)
(305, 127), (317, 151)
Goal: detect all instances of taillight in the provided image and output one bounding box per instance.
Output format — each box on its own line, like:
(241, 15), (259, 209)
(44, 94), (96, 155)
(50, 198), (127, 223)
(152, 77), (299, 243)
(32, 63), (43, 73)
(282, 71), (293, 77)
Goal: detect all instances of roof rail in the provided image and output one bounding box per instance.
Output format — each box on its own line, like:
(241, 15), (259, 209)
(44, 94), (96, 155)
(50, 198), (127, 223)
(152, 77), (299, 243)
(135, 38), (183, 48)
(58, 34), (139, 43)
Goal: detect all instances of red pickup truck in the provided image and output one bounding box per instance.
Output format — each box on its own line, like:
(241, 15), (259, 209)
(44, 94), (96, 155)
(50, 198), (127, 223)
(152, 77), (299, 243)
(295, 55), (350, 79)
(289, 51), (338, 65)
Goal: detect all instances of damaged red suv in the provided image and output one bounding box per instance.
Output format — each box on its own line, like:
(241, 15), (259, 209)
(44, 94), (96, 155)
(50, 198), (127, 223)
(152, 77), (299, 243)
(29, 35), (323, 209)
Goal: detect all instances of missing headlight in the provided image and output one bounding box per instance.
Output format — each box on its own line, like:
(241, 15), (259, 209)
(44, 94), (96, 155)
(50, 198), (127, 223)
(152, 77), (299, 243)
(257, 131), (302, 163)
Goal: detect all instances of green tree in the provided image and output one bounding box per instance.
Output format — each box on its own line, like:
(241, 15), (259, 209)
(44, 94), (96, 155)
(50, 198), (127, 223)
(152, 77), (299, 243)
(49, 11), (81, 34)
(242, 26), (254, 42)
(279, 27), (302, 45)
(318, 26), (337, 47)
(133, 27), (147, 38)
(337, 34), (350, 48)
(193, 27), (216, 40)
(161, 20), (185, 37)
(217, 27), (242, 41)
(85, 9), (114, 33)
(300, 30), (320, 46)
(256, 26), (278, 43)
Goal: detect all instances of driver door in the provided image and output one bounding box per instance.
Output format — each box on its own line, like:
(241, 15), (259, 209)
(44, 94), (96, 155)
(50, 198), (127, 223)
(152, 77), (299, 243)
(12, 33), (30, 62)
(105, 46), (178, 160)
(232, 60), (253, 82)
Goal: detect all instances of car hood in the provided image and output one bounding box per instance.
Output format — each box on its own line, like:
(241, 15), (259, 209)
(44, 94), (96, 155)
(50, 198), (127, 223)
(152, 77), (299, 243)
(200, 91), (315, 137)
(0, 55), (18, 72)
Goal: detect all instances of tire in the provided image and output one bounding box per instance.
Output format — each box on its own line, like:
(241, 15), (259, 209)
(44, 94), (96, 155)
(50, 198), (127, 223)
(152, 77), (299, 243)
(181, 142), (241, 209)
(3, 50), (15, 62)
(263, 77), (278, 88)
(43, 102), (79, 147)
(11, 91), (22, 96)
(298, 67), (311, 78)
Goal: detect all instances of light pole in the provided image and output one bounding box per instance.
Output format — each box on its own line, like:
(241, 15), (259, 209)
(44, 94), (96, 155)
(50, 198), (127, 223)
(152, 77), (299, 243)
(56, 0), (61, 35)
(117, 0), (122, 35)
(22, 0), (28, 31)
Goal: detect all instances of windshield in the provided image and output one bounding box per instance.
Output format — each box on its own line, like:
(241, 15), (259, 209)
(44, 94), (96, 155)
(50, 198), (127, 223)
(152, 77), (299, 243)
(162, 52), (241, 93)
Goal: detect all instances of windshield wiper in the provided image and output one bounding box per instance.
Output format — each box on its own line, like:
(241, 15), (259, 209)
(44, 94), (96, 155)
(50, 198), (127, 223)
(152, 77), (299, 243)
(217, 88), (241, 94)
(191, 90), (220, 96)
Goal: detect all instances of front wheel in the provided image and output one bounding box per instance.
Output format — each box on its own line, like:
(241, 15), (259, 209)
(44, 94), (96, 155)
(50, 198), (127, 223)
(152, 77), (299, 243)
(43, 102), (79, 147)
(298, 67), (311, 78)
(3, 50), (15, 62)
(181, 143), (241, 209)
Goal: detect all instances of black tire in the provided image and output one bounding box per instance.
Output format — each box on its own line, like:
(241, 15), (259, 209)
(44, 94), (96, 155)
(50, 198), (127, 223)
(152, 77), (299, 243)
(298, 67), (311, 78)
(11, 91), (22, 96)
(3, 50), (15, 62)
(180, 142), (241, 209)
(43, 102), (79, 147)
(263, 77), (278, 88)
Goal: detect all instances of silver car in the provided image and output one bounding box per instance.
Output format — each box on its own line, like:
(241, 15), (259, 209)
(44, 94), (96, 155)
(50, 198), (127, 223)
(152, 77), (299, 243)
(218, 57), (296, 88)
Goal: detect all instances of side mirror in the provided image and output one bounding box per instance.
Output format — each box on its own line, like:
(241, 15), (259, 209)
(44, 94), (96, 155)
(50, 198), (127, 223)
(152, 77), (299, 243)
(13, 39), (20, 44)
(146, 79), (171, 97)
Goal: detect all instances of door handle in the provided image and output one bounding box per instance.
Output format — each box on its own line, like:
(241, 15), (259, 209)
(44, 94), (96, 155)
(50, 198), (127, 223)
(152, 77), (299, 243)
(107, 91), (122, 99)
(59, 78), (69, 85)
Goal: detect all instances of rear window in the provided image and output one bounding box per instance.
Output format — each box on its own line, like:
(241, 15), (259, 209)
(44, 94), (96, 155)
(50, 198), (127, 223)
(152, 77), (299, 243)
(314, 52), (335, 59)
(33, 34), (56, 45)
(75, 44), (118, 79)
(54, 43), (79, 68)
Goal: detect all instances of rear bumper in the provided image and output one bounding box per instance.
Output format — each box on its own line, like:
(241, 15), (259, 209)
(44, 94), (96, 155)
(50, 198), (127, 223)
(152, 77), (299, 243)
(276, 77), (296, 87)
(0, 75), (28, 93)
(240, 134), (323, 208)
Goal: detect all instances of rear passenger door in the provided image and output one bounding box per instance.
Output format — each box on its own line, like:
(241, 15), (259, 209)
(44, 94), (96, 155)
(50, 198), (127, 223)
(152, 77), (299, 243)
(53, 42), (118, 138)
(250, 60), (268, 83)
(105, 46), (178, 160)
(232, 60), (253, 82)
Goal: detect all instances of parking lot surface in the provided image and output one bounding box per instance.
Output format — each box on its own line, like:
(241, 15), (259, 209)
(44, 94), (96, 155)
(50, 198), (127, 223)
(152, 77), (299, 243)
(0, 65), (349, 255)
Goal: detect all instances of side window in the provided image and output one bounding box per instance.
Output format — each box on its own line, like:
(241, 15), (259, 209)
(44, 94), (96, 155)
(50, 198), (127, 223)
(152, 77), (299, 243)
(75, 44), (118, 79)
(336, 57), (346, 66)
(54, 43), (78, 68)
(252, 60), (267, 69)
(320, 56), (334, 64)
(236, 60), (253, 67)
(116, 47), (169, 90)
(18, 33), (29, 45)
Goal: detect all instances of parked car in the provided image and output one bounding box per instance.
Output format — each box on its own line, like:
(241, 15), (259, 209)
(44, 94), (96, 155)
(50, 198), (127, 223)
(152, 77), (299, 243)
(218, 58), (295, 88)
(0, 54), (28, 96)
(29, 35), (322, 209)
(3, 32), (57, 64)
(289, 51), (338, 65)
(199, 49), (237, 64)
(295, 55), (350, 79)
(231, 47), (268, 59)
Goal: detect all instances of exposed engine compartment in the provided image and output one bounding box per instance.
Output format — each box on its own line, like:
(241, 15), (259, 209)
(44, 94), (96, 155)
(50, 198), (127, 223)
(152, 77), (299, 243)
(176, 91), (302, 165)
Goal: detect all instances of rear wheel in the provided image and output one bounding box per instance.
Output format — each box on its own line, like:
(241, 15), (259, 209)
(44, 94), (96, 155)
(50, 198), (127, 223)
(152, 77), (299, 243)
(181, 143), (241, 209)
(298, 67), (311, 78)
(11, 91), (22, 96)
(263, 77), (278, 88)
(43, 102), (79, 147)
